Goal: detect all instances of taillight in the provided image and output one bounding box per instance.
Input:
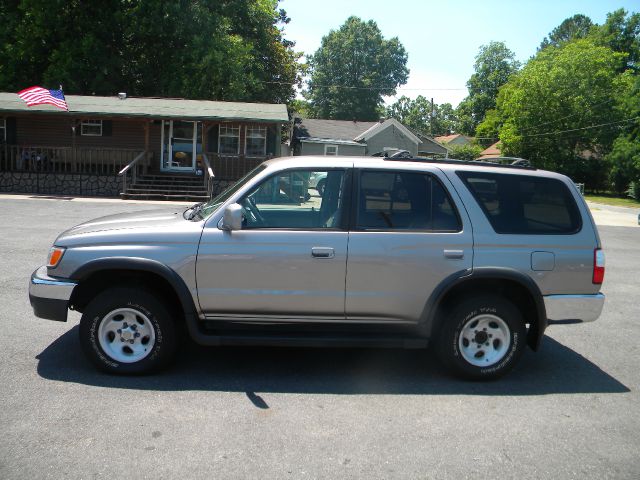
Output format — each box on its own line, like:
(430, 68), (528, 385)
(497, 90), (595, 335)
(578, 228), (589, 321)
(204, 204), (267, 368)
(593, 248), (605, 284)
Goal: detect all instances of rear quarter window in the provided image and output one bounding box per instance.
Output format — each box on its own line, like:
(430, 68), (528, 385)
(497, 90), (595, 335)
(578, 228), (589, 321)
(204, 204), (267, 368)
(457, 171), (582, 234)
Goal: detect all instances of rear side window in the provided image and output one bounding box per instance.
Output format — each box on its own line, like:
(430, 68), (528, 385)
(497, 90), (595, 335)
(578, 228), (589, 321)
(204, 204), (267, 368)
(356, 170), (461, 231)
(457, 171), (581, 234)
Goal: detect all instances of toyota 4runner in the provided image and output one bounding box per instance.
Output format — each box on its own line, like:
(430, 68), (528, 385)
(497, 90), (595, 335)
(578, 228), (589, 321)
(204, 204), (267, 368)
(29, 156), (606, 380)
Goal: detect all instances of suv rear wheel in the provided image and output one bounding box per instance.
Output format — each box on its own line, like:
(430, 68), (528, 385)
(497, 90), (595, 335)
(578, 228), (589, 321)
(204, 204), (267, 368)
(436, 295), (526, 380)
(79, 287), (176, 374)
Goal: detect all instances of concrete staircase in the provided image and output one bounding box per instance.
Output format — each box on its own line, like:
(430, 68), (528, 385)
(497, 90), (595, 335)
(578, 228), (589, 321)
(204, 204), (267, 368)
(121, 174), (210, 202)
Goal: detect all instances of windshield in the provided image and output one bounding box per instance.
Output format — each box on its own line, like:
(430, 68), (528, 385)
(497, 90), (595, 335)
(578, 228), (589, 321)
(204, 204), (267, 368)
(196, 165), (267, 219)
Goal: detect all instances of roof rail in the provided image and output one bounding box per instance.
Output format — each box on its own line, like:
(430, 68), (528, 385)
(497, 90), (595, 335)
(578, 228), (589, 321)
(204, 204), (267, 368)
(382, 156), (536, 170)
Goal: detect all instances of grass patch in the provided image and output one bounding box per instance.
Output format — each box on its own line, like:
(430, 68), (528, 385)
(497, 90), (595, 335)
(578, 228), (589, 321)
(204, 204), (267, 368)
(585, 194), (640, 208)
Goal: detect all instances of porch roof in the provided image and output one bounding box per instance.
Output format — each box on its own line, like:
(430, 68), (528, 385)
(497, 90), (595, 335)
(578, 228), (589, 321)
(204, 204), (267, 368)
(0, 92), (288, 123)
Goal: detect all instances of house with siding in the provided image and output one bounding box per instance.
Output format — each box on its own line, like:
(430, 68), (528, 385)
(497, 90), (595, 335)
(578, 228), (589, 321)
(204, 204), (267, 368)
(434, 133), (473, 148)
(0, 92), (288, 200)
(479, 141), (502, 159)
(291, 117), (440, 157)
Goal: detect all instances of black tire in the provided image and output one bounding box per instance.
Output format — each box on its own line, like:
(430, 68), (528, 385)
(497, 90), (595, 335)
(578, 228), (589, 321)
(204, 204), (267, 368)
(79, 287), (177, 375)
(316, 179), (325, 196)
(436, 295), (526, 380)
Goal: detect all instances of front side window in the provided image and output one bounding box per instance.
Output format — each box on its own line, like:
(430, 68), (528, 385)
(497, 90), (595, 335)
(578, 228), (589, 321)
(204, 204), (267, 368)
(219, 125), (240, 154)
(0, 118), (5, 142)
(240, 169), (346, 229)
(245, 126), (267, 156)
(356, 170), (461, 231)
(81, 119), (102, 136)
(457, 171), (582, 234)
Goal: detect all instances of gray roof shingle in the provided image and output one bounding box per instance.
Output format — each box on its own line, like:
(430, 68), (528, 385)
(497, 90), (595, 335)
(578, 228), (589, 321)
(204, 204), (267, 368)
(294, 118), (378, 141)
(0, 92), (288, 122)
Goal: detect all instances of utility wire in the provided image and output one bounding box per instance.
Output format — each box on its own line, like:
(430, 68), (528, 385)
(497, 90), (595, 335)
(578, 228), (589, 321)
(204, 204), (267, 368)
(517, 97), (617, 133)
(474, 115), (640, 141)
(261, 79), (466, 91)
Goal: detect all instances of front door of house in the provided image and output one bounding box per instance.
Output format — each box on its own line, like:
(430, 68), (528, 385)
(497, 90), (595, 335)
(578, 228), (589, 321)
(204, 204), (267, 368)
(161, 120), (202, 172)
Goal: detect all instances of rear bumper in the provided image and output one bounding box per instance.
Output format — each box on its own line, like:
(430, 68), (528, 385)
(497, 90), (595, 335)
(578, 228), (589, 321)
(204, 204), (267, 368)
(544, 293), (605, 324)
(29, 266), (77, 322)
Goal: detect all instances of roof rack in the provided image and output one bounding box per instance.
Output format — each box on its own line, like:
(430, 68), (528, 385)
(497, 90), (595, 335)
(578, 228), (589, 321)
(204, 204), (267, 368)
(382, 156), (536, 170)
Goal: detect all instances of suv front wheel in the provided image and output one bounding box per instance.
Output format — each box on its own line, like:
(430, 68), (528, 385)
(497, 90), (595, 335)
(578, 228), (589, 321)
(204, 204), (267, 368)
(436, 295), (526, 380)
(79, 287), (177, 374)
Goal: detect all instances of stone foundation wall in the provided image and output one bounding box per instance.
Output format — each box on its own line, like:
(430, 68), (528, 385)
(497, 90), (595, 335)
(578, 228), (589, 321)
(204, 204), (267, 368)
(0, 172), (121, 197)
(0, 172), (237, 199)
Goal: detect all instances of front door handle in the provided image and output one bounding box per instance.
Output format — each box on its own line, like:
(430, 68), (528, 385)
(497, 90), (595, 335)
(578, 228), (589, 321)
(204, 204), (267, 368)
(311, 247), (335, 258)
(444, 249), (464, 259)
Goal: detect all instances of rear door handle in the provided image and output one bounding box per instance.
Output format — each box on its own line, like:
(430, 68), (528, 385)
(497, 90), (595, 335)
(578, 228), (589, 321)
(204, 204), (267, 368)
(444, 249), (464, 259)
(312, 247), (335, 258)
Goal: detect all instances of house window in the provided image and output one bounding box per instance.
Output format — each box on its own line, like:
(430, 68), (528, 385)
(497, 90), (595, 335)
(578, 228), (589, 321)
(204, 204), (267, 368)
(81, 119), (103, 136)
(0, 118), (5, 142)
(245, 126), (267, 156)
(324, 144), (338, 155)
(219, 125), (240, 154)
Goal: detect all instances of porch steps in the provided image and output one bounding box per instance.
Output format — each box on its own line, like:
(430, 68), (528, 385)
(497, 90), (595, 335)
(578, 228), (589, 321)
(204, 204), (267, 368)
(121, 174), (210, 202)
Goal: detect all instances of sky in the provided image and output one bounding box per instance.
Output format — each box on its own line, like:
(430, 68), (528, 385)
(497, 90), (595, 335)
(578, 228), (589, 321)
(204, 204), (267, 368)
(279, 0), (639, 107)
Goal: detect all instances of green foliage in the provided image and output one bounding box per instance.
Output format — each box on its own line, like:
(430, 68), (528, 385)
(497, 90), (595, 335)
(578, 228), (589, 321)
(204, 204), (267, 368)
(453, 99), (476, 137)
(448, 144), (483, 161)
(589, 9), (640, 71)
(0, 0), (301, 103)
(288, 99), (312, 118)
(495, 39), (628, 186)
(385, 96), (457, 135)
(539, 14), (594, 50)
(475, 109), (501, 148)
(456, 41), (520, 135)
(606, 134), (640, 194)
(305, 16), (408, 121)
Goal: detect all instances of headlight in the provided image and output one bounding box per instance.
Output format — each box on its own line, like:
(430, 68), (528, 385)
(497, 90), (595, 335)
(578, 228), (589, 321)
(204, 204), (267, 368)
(47, 246), (66, 268)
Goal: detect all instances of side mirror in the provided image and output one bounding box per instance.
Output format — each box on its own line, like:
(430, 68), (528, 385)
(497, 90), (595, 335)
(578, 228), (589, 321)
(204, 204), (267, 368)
(220, 203), (243, 231)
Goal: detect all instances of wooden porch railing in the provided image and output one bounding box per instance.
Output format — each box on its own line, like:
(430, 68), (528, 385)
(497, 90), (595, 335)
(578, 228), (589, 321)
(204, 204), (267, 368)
(118, 151), (149, 193)
(204, 153), (267, 180)
(201, 153), (215, 197)
(0, 144), (150, 175)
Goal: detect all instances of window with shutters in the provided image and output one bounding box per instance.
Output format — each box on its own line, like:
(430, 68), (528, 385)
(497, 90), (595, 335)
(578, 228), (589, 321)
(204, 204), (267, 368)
(81, 119), (103, 136)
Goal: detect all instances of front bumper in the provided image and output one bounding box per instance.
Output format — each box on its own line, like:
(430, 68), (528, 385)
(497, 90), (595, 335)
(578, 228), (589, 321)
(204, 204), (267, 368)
(29, 266), (77, 322)
(544, 293), (605, 324)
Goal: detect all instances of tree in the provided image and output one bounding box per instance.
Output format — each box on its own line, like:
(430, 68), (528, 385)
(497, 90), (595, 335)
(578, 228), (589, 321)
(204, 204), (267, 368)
(495, 39), (629, 186)
(456, 41), (520, 135)
(589, 9), (640, 71)
(305, 16), (408, 121)
(475, 109), (501, 148)
(385, 96), (458, 135)
(539, 14), (594, 50)
(448, 144), (483, 161)
(606, 75), (640, 193)
(0, 0), (301, 104)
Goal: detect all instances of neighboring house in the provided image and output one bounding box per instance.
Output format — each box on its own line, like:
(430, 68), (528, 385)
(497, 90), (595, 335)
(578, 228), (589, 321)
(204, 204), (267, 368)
(435, 134), (473, 148)
(411, 130), (450, 157)
(291, 117), (422, 157)
(479, 141), (502, 159)
(0, 92), (287, 199)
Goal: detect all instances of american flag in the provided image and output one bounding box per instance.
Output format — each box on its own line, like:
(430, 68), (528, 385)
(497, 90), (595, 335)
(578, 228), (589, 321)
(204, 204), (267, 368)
(17, 86), (68, 111)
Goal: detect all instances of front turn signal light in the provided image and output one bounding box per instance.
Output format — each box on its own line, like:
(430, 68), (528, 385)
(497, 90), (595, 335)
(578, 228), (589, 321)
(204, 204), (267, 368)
(47, 246), (66, 268)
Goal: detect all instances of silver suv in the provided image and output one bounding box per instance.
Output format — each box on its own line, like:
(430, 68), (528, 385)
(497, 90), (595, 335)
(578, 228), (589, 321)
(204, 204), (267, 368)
(29, 156), (605, 380)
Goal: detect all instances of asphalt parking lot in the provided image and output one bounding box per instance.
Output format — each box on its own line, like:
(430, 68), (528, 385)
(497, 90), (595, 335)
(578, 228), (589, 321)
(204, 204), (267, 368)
(1, 194), (638, 479)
